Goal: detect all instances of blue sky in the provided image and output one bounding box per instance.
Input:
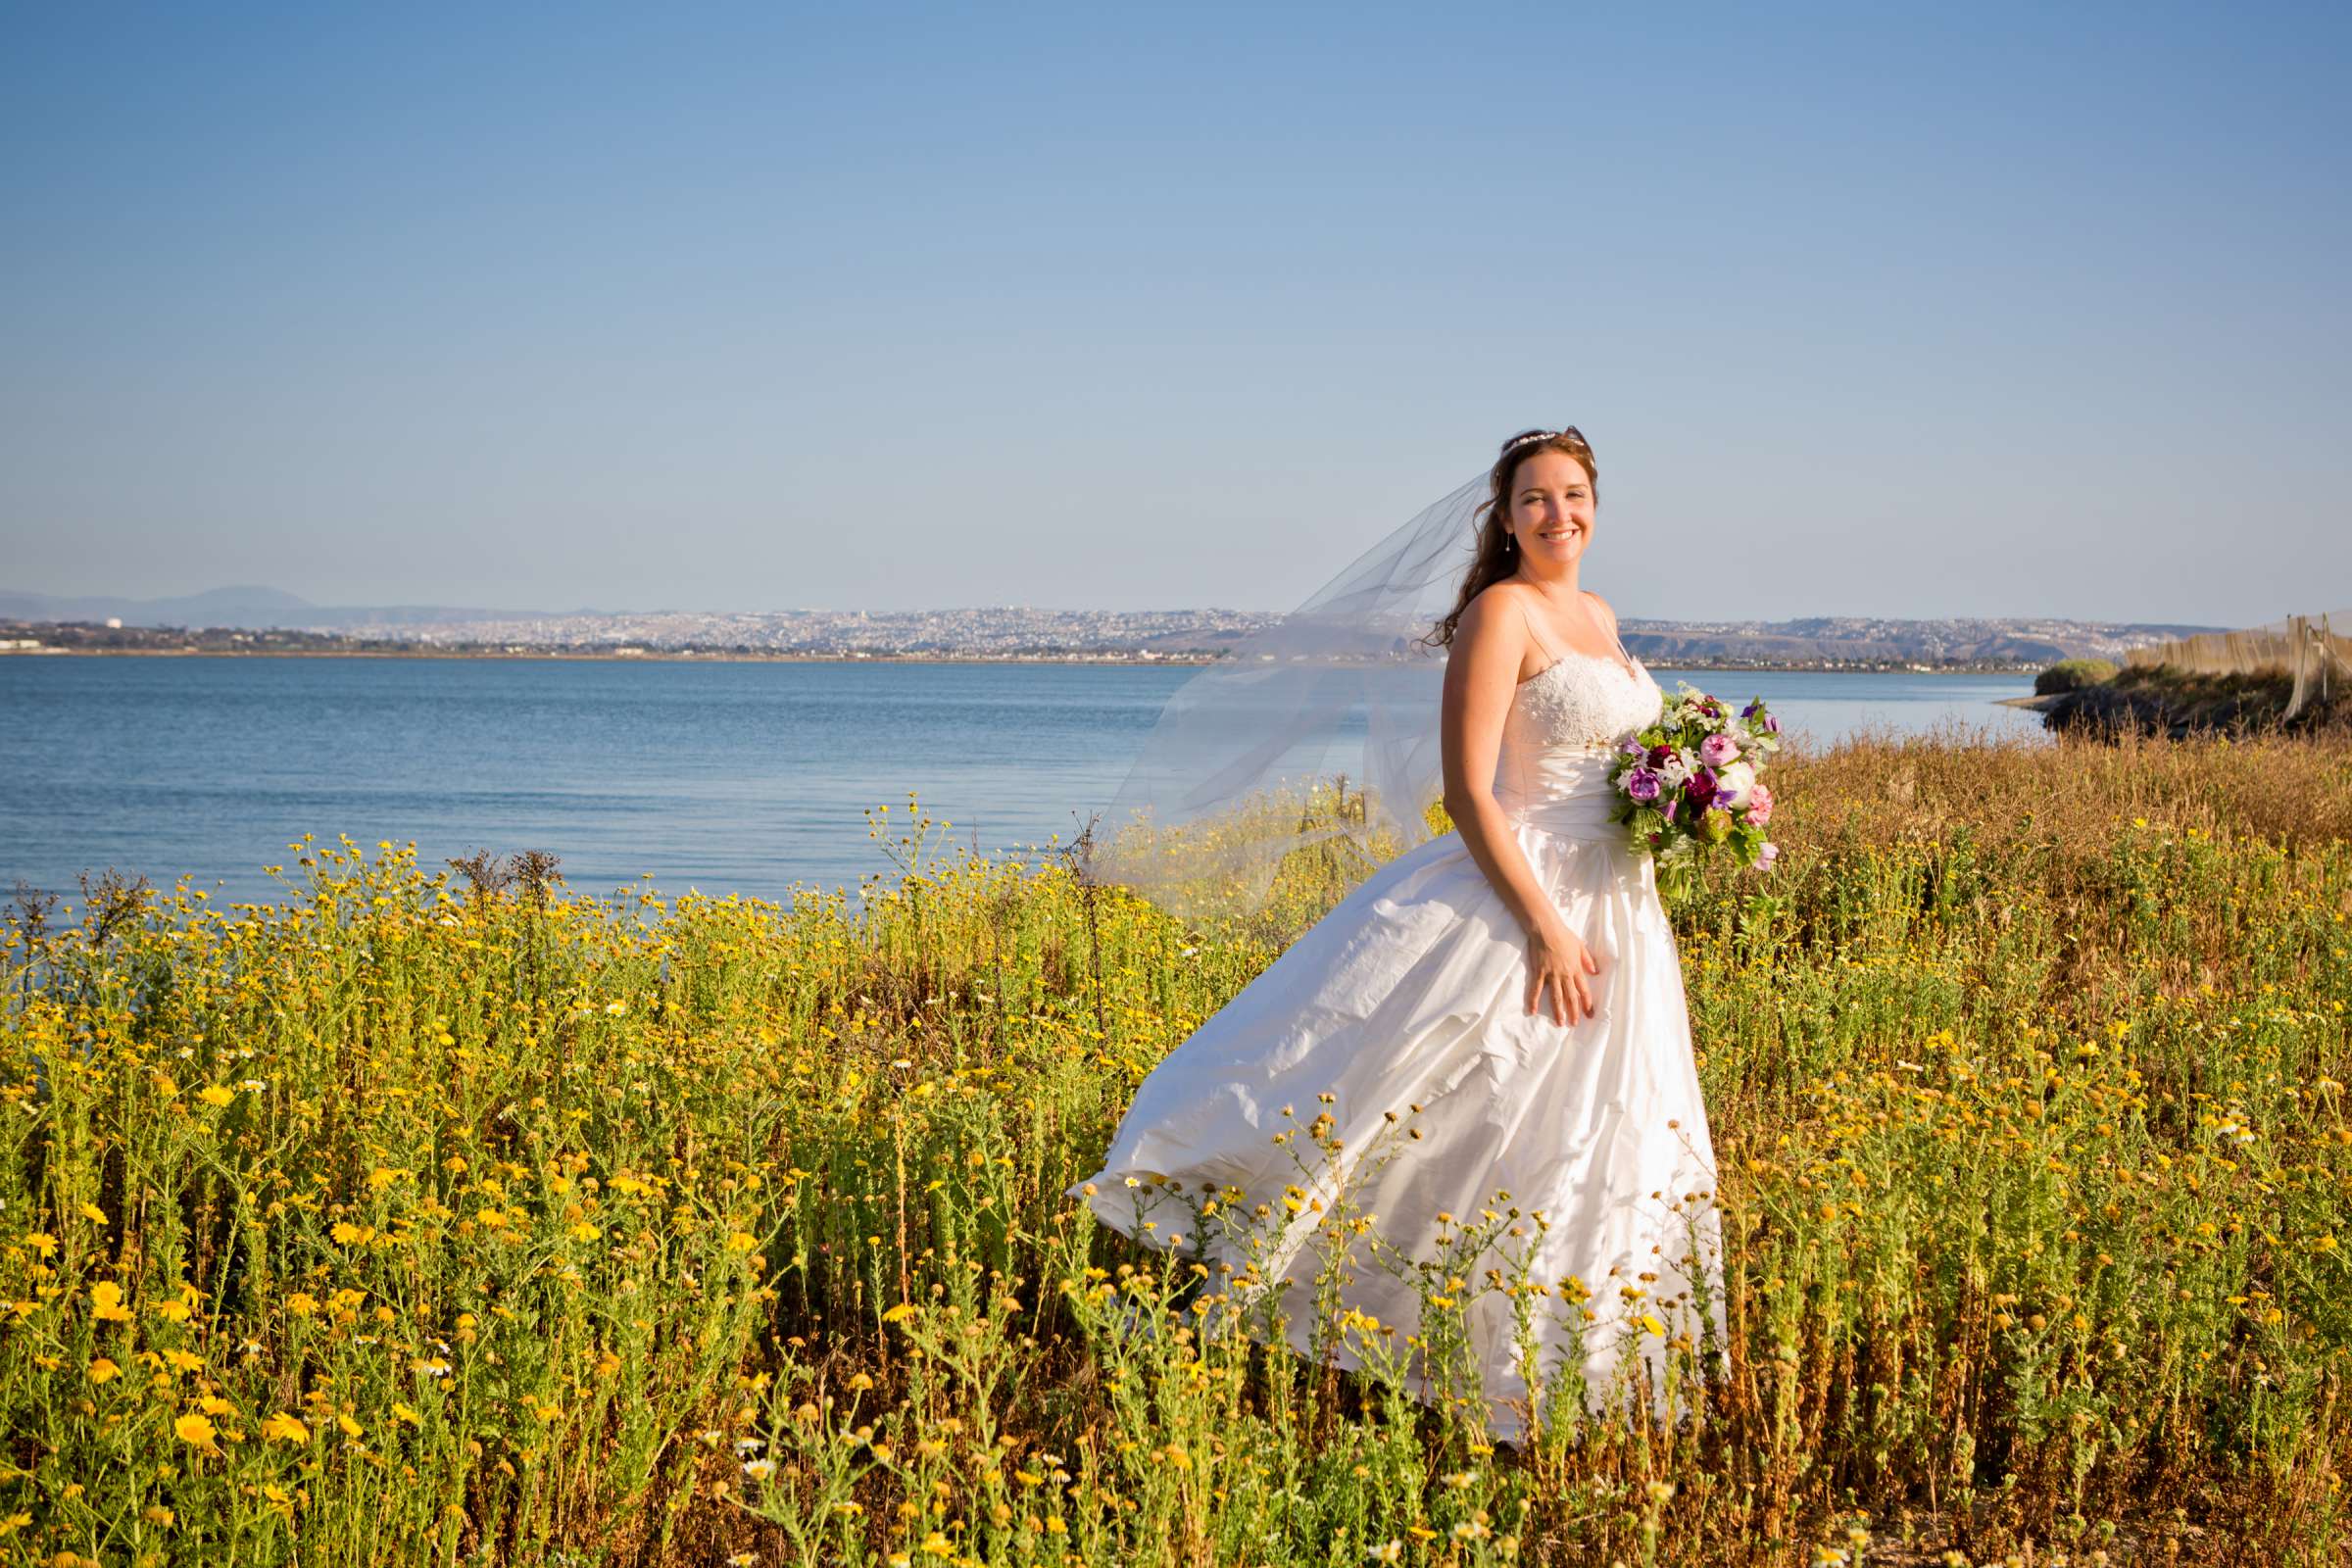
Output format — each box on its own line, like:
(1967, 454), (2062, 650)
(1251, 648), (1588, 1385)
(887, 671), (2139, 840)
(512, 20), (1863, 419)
(3, 2), (2345, 623)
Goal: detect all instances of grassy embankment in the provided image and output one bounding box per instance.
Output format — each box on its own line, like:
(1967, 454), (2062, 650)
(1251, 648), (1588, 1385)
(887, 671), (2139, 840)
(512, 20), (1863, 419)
(2037, 664), (2346, 741)
(4, 724), (2351, 1566)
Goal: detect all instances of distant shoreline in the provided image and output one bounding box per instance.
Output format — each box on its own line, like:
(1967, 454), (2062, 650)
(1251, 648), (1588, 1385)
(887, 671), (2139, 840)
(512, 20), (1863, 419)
(0, 645), (2046, 676)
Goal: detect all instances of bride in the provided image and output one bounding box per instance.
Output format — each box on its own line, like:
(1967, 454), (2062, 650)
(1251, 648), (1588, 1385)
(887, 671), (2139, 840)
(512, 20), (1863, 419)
(1069, 427), (1726, 1445)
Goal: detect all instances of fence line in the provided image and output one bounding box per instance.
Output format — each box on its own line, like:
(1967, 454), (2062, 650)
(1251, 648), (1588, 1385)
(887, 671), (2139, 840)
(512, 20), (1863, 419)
(2124, 609), (2352, 718)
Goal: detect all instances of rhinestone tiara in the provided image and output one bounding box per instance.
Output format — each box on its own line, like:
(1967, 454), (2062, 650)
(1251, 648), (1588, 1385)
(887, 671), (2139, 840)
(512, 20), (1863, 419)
(1503, 425), (1586, 455)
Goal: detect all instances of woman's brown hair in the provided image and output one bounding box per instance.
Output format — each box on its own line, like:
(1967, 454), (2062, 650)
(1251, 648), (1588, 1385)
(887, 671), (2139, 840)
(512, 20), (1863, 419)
(1414, 426), (1599, 652)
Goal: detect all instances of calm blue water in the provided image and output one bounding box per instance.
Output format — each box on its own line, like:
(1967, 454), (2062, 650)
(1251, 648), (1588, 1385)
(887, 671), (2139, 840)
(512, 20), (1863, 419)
(0, 657), (2040, 907)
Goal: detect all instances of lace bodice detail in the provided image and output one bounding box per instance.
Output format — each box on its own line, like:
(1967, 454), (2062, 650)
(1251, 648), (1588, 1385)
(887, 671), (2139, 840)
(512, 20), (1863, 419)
(1493, 588), (1664, 759)
(1506, 649), (1664, 754)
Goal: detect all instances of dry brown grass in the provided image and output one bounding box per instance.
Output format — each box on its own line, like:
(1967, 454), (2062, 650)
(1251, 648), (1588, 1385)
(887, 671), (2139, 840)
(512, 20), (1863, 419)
(1771, 717), (2352, 859)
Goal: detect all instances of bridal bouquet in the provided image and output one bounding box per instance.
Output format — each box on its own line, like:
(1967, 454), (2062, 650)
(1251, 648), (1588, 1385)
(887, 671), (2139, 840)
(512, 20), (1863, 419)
(1607, 682), (1783, 904)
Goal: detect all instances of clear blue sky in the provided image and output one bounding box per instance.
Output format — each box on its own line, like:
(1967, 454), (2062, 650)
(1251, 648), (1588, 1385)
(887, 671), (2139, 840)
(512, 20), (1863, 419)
(3, 1), (2344, 624)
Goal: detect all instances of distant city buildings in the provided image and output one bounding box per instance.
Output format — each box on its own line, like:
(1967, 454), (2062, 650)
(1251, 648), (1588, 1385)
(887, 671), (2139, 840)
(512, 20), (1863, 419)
(0, 606), (2218, 669)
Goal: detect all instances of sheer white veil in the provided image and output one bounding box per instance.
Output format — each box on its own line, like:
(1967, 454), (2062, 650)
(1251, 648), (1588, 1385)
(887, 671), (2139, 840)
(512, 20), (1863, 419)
(1076, 467), (1498, 924)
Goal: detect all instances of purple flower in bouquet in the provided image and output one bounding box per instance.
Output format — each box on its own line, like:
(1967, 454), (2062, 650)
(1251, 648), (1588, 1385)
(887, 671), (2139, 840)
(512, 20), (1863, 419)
(1698, 731), (1740, 768)
(1746, 781), (1774, 826)
(1625, 766), (1662, 804)
(1758, 841), (1780, 868)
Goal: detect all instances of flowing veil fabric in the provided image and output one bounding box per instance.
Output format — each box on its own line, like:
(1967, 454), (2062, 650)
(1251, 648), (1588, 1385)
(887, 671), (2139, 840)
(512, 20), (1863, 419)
(1078, 472), (1492, 923)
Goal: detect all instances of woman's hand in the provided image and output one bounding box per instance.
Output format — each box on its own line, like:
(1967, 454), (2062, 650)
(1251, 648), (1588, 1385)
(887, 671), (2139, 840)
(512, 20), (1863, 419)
(1524, 916), (1603, 1026)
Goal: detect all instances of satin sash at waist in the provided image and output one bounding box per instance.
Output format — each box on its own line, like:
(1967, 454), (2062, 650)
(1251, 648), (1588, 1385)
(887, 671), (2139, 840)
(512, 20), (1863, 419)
(1493, 747), (1627, 843)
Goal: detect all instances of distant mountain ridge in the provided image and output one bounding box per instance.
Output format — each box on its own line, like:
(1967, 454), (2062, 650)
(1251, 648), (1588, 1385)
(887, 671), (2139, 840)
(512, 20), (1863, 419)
(0, 585), (570, 630)
(0, 584), (2228, 665)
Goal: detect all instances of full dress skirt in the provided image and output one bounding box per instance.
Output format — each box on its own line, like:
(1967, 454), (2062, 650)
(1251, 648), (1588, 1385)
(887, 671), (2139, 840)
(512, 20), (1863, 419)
(1069, 645), (1727, 1443)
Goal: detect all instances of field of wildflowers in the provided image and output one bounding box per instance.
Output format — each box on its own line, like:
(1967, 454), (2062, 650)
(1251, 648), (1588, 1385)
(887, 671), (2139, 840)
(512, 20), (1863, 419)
(4, 723), (2349, 1566)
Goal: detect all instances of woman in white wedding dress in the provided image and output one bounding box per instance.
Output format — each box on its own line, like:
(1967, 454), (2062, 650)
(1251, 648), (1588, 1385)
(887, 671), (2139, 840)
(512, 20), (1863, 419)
(1069, 428), (1725, 1445)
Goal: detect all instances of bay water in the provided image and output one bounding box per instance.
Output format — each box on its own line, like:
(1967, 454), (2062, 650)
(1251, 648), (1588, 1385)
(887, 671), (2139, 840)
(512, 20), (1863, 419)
(1, 656), (2041, 908)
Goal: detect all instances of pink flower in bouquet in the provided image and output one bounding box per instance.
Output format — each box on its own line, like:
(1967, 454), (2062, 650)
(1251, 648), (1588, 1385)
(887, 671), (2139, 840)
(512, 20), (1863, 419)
(1698, 732), (1740, 768)
(1758, 841), (1780, 868)
(1746, 781), (1774, 826)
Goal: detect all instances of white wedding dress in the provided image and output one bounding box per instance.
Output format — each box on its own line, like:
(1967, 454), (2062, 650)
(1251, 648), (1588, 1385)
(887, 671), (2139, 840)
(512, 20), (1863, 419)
(1069, 596), (1725, 1442)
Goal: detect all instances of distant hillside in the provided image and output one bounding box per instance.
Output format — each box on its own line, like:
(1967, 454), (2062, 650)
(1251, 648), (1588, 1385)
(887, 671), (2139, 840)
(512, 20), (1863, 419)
(0, 585), (2225, 667)
(0, 586), (564, 630)
(0, 584), (317, 625)
(1615, 615), (2221, 667)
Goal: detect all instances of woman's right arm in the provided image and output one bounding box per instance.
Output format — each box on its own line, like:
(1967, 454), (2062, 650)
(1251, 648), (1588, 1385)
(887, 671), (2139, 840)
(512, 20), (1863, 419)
(1439, 591), (1603, 1026)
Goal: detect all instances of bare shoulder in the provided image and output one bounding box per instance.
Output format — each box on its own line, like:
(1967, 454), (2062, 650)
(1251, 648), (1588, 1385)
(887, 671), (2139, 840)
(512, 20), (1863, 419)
(1580, 587), (1620, 635)
(1447, 582), (1535, 678)
(1457, 579), (1529, 635)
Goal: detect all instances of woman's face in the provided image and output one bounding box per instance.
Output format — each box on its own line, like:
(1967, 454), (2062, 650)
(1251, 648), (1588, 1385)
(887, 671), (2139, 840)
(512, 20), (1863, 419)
(1505, 448), (1595, 568)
